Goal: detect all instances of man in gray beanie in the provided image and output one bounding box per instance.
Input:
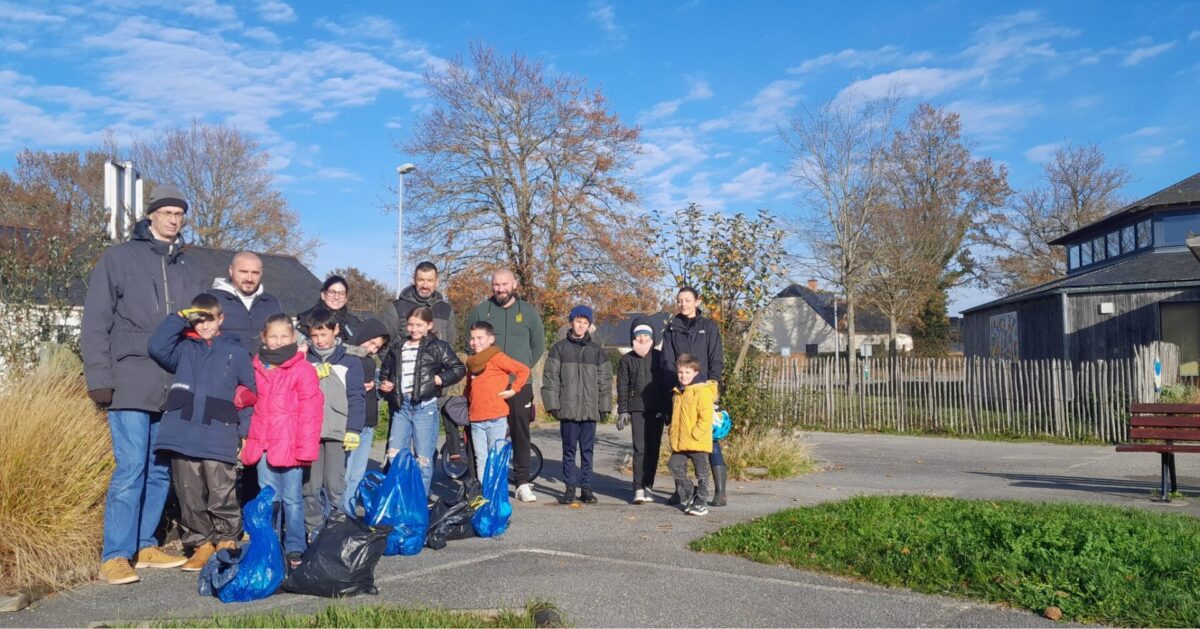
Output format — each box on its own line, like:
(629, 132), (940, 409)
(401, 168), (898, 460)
(82, 182), (201, 584)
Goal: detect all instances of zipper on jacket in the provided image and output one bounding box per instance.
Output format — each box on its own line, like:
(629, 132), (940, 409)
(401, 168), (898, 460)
(161, 257), (171, 312)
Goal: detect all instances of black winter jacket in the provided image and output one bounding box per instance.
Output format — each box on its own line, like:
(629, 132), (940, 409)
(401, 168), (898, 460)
(349, 318), (391, 428)
(542, 332), (613, 421)
(617, 348), (671, 415)
(660, 311), (724, 384)
(378, 285), (457, 349)
(381, 336), (466, 404)
(297, 302), (360, 342)
(81, 219), (202, 412)
(209, 277), (283, 354)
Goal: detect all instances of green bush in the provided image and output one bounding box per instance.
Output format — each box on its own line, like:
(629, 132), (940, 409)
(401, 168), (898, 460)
(693, 495), (1200, 627)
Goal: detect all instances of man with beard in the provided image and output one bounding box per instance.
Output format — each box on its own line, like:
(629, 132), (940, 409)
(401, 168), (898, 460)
(465, 268), (545, 502)
(209, 251), (283, 354)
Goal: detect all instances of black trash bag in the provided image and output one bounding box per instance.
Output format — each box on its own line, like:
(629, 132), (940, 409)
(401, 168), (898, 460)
(281, 512), (392, 598)
(426, 478), (482, 550)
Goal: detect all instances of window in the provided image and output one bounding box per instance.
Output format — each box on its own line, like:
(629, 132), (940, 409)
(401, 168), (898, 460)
(1107, 232), (1120, 258)
(1093, 236), (1106, 262)
(1162, 302), (1200, 377)
(1159, 212), (1200, 246)
(1069, 245), (1080, 270)
(1081, 240), (1093, 265)
(1137, 218), (1152, 248)
(1121, 225), (1135, 253)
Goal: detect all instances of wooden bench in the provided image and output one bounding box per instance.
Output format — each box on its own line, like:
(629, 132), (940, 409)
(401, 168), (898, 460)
(1117, 403), (1200, 502)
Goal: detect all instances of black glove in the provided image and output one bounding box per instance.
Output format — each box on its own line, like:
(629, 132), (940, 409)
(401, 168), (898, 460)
(616, 412), (630, 430)
(88, 388), (113, 408)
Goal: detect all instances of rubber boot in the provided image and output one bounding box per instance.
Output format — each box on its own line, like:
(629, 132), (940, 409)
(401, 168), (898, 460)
(557, 485), (577, 505)
(579, 487), (598, 504)
(709, 465), (728, 507)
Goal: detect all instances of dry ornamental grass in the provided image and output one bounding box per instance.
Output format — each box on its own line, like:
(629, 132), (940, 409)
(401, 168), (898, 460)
(0, 366), (112, 594)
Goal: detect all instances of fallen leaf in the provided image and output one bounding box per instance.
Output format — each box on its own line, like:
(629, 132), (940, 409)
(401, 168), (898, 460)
(1044, 607), (1062, 621)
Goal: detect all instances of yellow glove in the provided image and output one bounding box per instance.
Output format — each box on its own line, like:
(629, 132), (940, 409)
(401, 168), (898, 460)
(343, 432), (361, 452)
(178, 307), (211, 323)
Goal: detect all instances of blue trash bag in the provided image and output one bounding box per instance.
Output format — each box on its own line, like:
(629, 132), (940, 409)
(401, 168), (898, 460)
(356, 450), (428, 556)
(198, 485), (285, 603)
(472, 439), (513, 538)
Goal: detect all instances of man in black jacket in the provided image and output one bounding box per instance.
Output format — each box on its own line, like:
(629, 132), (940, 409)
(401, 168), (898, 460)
(378, 261), (457, 348)
(82, 184), (201, 584)
(617, 316), (671, 504)
(659, 287), (728, 507)
(208, 251), (283, 354)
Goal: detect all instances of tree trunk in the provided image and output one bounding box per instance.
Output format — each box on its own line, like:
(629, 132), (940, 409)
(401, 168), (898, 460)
(888, 315), (898, 357)
(733, 307), (765, 377)
(846, 297), (858, 393)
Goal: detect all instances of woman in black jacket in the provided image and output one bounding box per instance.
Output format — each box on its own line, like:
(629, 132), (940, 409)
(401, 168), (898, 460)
(380, 306), (465, 496)
(297, 275), (361, 341)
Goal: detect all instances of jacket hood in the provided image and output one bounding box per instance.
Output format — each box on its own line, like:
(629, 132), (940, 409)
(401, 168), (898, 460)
(212, 276), (264, 300)
(669, 310), (704, 332)
(399, 284), (446, 307)
(350, 317), (390, 346)
(131, 218), (186, 260)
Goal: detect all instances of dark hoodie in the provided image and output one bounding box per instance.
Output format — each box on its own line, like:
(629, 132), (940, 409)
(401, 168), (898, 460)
(617, 316), (671, 415)
(378, 285), (457, 348)
(349, 318), (390, 429)
(82, 219), (202, 412)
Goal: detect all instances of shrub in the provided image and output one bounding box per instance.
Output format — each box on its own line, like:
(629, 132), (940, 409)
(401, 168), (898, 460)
(721, 430), (813, 480)
(0, 365), (112, 594)
(1159, 384), (1200, 404)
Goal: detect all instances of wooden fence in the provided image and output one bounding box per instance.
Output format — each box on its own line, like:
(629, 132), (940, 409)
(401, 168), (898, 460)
(758, 342), (1180, 443)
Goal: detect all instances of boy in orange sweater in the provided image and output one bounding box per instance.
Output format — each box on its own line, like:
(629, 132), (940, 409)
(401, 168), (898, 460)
(464, 321), (530, 481)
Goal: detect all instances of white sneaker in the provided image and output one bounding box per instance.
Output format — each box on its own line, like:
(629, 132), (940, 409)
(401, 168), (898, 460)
(641, 487), (655, 503)
(633, 489), (647, 504)
(516, 483), (537, 502)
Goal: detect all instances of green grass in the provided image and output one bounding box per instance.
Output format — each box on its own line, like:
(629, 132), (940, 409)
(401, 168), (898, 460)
(150, 602), (554, 628)
(691, 495), (1200, 627)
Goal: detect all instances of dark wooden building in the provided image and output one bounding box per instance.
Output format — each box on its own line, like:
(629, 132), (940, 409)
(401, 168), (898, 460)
(963, 171), (1200, 374)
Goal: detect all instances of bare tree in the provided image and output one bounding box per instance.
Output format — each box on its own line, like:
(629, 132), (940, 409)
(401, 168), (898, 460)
(131, 120), (319, 261)
(783, 95), (898, 379)
(864, 104), (1010, 354)
(330, 266), (393, 315)
(978, 143), (1130, 292)
(401, 43), (659, 328)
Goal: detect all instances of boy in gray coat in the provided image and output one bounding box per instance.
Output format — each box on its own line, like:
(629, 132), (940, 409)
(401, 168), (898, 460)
(542, 305), (612, 505)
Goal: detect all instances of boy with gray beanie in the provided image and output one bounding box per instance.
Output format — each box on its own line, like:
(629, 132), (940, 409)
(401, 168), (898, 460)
(616, 316), (671, 504)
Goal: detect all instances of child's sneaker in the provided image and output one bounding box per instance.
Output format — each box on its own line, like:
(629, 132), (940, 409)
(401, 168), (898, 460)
(641, 487), (655, 503)
(687, 496), (708, 516)
(632, 488), (647, 504)
(516, 483), (537, 502)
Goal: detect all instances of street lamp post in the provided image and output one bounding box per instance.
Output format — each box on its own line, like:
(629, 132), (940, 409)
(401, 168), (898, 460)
(396, 163), (416, 298)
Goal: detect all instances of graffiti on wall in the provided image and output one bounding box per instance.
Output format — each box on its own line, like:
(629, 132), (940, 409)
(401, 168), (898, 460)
(989, 312), (1019, 360)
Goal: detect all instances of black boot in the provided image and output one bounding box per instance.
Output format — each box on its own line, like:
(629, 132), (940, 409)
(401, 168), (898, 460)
(709, 465), (727, 507)
(557, 485), (577, 505)
(580, 487), (598, 504)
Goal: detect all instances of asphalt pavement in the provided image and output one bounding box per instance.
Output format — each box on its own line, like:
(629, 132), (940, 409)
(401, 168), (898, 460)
(6, 426), (1198, 627)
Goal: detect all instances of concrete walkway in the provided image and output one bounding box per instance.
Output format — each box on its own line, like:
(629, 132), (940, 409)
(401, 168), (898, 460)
(7, 427), (1198, 627)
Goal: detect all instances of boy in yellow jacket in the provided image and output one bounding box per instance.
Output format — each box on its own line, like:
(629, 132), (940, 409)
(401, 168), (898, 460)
(668, 353), (717, 516)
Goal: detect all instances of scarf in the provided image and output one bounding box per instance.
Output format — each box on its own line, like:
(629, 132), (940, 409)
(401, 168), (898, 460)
(259, 343), (297, 366)
(466, 346), (501, 375)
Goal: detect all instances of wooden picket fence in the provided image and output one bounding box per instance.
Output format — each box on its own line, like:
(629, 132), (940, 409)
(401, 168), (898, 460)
(758, 342), (1180, 443)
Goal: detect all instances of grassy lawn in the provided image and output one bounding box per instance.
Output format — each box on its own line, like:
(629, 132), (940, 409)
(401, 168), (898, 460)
(691, 495), (1200, 627)
(150, 602), (554, 628)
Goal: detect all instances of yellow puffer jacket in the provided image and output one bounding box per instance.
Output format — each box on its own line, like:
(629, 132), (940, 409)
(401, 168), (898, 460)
(669, 381), (717, 453)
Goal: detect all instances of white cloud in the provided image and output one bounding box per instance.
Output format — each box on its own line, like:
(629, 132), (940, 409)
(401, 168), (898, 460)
(316, 15), (396, 40)
(588, 1), (623, 41)
(1190, 30), (1199, 42)
(702, 79), (803, 133)
(837, 67), (979, 103)
(789, 45), (933, 74)
(1136, 139), (1185, 163)
(257, 0), (296, 23)
(962, 10), (1079, 72)
(0, 1), (65, 23)
(242, 26), (280, 45)
(314, 167), (362, 181)
(640, 77), (713, 122)
(944, 99), (1042, 145)
(718, 163), (789, 201)
(1023, 142), (1060, 163)
(1122, 126), (1163, 139)
(1122, 41), (1175, 66)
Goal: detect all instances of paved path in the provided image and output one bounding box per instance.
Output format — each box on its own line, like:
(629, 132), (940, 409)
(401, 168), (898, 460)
(8, 427), (1199, 627)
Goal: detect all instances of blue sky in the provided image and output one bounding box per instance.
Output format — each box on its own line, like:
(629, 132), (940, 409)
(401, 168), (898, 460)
(1, 0), (1197, 314)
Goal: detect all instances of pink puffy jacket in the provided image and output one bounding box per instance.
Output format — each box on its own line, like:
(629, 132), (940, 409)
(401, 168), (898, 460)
(241, 350), (324, 468)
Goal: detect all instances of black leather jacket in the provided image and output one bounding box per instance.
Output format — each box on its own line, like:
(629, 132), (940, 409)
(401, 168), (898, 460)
(381, 336), (466, 404)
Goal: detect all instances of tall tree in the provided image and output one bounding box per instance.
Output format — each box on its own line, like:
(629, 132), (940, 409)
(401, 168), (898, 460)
(864, 104), (1010, 354)
(783, 95), (898, 380)
(401, 43), (659, 328)
(656, 204), (787, 375)
(329, 266), (393, 315)
(978, 143), (1130, 292)
(131, 120), (319, 261)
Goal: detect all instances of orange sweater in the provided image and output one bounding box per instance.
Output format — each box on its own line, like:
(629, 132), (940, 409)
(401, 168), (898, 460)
(465, 350), (530, 421)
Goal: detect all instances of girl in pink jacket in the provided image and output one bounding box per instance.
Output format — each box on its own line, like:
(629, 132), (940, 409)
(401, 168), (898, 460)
(241, 313), (323, 566)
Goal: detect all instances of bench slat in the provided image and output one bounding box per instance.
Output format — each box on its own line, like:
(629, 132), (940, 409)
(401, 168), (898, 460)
(1131, 415), (1200, 426)
(1116, 444), (1200, 453)
(1129, 403), (1200, 414)
(1130, 428), (1200, 440)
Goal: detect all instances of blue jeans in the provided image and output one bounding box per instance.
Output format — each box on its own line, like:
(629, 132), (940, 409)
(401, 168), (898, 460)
(470, 418), (508, 481)
(342, 427), (376, 514)
(388, 397), (439, 496)
(102, 410), (171, 562)
(710, 440), (725, 467)
(257, 458), (306, 555)
(560, 420), (596, 487)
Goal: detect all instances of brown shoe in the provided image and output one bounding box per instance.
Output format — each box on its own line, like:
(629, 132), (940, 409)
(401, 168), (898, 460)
(214, 540), (237, 552)
(180, 542), (215, 572)
(135, 546), (187, 569)
(99, 558), (140, 585)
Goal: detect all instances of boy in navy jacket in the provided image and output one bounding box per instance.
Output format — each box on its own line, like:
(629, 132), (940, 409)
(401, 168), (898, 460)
(148, 293), (255, 572)
(302, 307), (366, 536)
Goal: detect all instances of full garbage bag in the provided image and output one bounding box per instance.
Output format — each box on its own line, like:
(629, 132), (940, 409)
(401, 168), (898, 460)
(198, 486), (284, 603)
(280, 511), (391, 598)
(471, 439), (512, 538)
(355, 450), (428, 556)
